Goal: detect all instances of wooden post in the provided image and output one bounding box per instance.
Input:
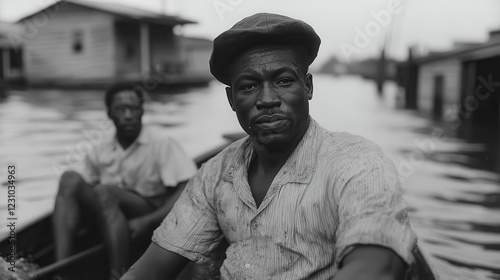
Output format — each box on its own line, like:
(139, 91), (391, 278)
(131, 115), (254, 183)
(140, 23), (150, 75)
(405, 47), (418, 109)
(461, 61), (476, 128)
(0, 49), (7, 100)
(2, 49), (10, 79)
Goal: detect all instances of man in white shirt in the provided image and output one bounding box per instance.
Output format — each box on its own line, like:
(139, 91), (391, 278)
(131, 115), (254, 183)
(52, 83), (197, 278)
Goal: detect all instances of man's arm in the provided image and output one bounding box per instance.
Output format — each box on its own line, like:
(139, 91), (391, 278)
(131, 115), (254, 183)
(120, 243), (190, 280)
(332, 145), (416, 279)
(334, 245), (407, 280)
(128, 180), (188, 240)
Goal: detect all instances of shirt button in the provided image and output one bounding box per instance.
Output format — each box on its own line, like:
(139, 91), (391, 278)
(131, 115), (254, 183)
(244, 263), (251, 268)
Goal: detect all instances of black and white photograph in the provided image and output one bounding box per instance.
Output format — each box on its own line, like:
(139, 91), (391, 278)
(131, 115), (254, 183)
(1, 0), (499, 279)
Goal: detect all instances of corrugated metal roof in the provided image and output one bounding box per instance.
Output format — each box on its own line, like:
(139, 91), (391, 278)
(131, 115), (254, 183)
(417, 29), (500, 64)
(18, 0), (196, 25)
(417, 40), (500, 64)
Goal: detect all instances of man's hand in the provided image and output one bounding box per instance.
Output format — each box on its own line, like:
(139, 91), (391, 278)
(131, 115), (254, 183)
(128, 217), (153, 241)
(334, 245), (408, 280)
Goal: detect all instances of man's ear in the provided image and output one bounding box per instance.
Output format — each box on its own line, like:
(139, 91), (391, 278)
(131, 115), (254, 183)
(305, 73), (313, 100)
(225, 87), (236, 111)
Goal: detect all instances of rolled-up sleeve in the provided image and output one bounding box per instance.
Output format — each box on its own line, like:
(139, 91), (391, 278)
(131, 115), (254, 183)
(152, 162), (223, 264)
(334, 150), (417, 268)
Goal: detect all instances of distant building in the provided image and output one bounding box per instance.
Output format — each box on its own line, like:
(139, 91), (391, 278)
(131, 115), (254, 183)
(408, 30), (500, 125)
(17, 0), (212, 87)
(319, 55), (398, 81)
(318, 56), (347, 75)
(0, 22), (23, 83)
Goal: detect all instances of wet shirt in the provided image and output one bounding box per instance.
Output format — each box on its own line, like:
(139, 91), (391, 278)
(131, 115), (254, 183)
(76, 126), (197, 197)
(153, 119), (417, 279)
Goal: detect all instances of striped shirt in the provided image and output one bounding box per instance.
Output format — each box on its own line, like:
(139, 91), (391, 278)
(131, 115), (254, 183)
(153, 119), (417, 279)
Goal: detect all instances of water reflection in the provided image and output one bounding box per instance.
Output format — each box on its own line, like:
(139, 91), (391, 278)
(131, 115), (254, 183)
(401, 109), (500, 279)
(0, 75), (499, 279)
(409, 118), (500, 176)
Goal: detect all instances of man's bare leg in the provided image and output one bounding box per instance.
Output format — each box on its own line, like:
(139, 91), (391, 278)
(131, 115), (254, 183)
(93, 185), (156, 279)
(53, 171), (159, 279)
(52, 171), (98, 261)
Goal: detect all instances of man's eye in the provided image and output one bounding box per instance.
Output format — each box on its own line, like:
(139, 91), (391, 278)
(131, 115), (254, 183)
(128, 105), (142, 112)
(277, 78), (294, 85)
(112, 105), (126, 112)
(241, 84), (257, 91)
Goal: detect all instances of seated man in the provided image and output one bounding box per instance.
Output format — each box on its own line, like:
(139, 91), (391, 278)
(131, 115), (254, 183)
(122, 13), (417, 280)
(52, 84), (197, 278)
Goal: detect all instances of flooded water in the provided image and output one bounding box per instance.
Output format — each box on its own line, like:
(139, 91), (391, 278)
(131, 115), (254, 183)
(1, 75), (499, 279)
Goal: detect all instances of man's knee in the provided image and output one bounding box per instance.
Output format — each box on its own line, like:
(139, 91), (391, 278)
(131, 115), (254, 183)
(58, 171), (84, 196)
(93, 184), (119, 208)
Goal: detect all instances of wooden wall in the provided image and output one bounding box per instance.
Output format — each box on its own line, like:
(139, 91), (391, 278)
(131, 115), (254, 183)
(417, 58), (462, 117)
(416, 42), (500, 119)
(22, 3), (115, 84)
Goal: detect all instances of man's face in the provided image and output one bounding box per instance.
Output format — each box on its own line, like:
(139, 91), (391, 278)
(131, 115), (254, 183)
(226, 46), (313, 149)
(108, 90), (143, 138)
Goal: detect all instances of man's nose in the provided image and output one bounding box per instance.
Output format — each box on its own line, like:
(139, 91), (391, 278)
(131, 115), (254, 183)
(256, 84), (281, 109)
(122, 108), (133, 120)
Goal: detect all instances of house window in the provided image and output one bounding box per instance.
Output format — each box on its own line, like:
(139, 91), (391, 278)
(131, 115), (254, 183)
(72, 30), (84, 54)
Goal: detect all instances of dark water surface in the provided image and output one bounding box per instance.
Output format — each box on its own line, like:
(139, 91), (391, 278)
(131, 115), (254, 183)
(1, 75), (499, 279)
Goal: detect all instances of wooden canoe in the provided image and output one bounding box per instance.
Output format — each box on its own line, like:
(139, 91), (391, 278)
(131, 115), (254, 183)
(0, 134), (438, 280)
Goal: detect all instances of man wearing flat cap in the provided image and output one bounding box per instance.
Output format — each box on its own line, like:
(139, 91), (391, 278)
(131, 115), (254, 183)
(121, 13), (416, 280)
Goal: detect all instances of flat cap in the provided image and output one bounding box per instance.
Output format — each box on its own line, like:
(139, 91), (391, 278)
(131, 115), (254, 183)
(209, 13), (321, 85)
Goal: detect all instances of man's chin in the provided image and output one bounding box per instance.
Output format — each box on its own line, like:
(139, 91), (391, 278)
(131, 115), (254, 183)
(118, 127), (141, 138)
(252, 132), (289, 150)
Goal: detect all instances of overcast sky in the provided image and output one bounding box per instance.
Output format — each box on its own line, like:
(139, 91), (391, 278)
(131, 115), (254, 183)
(1, 0), (499, 67)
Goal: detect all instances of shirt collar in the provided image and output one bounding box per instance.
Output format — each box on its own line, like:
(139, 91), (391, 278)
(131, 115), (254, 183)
(225, 118), (320, 185)
(136, 126), (150, 145)
(110, 126), (149, 150)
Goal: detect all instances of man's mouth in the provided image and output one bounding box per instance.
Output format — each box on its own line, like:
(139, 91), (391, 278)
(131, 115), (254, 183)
(254, 114), (288, 130)
(121, 124), (138, 130)
(255, 114), (287, 124)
